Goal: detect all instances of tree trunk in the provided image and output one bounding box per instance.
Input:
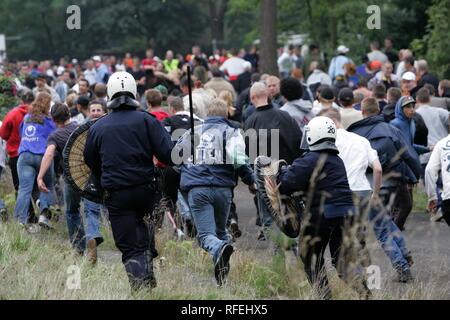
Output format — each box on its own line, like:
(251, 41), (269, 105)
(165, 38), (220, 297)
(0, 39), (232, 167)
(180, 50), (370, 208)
(209, 0), (228, 49)
(329, 2), (337, 51)
(260, 0), (278, 75)
(305, 0), (316, 43)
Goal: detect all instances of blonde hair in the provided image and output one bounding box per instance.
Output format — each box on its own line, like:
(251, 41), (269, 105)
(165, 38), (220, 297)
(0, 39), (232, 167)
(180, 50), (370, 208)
(66, 93), (78, 109)
(218, 91), (236, 117)
(28, 92), (51, 124)
(207, 99), (228, 117)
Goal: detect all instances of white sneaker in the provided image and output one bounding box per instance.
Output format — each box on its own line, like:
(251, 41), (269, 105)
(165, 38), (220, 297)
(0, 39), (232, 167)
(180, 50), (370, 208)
(38, 214), (51, 229)
(430, 209), (443, 222)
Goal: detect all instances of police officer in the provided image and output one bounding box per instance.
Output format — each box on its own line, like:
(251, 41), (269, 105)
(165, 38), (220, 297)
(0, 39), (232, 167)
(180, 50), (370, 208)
(277, 117), (360, 299)
(84, 72), (174, 291)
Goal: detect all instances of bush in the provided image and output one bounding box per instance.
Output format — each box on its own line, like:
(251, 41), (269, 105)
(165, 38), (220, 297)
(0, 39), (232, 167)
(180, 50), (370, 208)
(0, 75), (19, 119)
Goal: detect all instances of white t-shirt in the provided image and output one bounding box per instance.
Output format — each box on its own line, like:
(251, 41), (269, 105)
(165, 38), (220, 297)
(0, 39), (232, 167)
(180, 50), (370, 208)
(425, 135), (450, 201)
(336, 129), (378, 191)
(219, 57), (246, 77)
(312, 101), (341, 116)
(84, 69), (98, 86)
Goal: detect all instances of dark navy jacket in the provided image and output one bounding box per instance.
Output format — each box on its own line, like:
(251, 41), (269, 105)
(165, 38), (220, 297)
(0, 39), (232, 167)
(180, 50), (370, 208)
(175, 117), (254, 192)
(84, 107), (174, 191)
(348, 115), (421, 184)
(278, 150), (354, 219)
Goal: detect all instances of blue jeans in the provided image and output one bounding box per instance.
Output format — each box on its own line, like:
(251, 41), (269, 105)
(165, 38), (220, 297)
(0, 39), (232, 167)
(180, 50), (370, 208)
(178, 191), (192, 221)
(188, 187), (232, 263)
(358, 190), (410, 271)
(0, 167), (5, 210)
(14, 152), (54, 224)
(255, 172), (273, 230)
(64, 184), (104, 252)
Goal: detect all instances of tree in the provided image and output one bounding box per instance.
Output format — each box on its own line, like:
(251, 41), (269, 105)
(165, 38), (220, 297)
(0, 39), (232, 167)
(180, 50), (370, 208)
(259, 0), (278, 75)
(413, 0), (450, 79)
(208, 0), (229, 49)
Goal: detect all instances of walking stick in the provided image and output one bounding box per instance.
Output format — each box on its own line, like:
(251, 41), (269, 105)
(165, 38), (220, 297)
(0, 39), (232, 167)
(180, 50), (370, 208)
(187, 66), (195, 164)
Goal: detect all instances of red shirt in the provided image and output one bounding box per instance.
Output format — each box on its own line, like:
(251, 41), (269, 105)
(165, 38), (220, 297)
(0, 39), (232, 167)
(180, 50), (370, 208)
(151, 111), (171, 122)
(142, 58), (157, 68)
(150, 111), (171, 168)
(0, 104), (29, 158)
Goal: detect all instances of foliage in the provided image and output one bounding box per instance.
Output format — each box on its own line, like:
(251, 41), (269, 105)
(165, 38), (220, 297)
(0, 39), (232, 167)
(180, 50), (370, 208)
(0, 0), (209, 60)
(413, 0), (450, 79)
(0, 75), (19, 119)
(0, 0), (446, 72)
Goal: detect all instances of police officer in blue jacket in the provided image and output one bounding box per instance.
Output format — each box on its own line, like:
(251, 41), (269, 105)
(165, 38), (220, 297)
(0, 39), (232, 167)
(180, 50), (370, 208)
(278, 116), (356, 300)
(84, 72), (174, 291)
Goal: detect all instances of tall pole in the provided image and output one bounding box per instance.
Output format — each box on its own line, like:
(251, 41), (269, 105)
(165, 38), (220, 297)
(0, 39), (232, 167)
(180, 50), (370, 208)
(187, 66), (195, 164)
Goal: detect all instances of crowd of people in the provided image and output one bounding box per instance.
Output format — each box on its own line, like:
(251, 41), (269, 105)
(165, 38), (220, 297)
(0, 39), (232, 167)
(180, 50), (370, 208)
(1, 38), (450, 299)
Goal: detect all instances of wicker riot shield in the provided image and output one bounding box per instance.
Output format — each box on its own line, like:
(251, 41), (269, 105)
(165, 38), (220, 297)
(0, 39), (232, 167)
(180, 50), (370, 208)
(63, 120), (104, 203)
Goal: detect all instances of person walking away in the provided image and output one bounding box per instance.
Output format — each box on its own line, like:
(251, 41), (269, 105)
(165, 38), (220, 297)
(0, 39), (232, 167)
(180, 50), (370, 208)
(145, 89), (170, 121)
(338, 88), (362, 129)
(329, 45), (352, 84)
(174, 98), (256, 286)
(0, 122), (7, 222)
(14, 92), (56, 228)
(277, 116), (358, 299)
(279, 77), (314, 132)
(278, 45), (296, 80)
(367, 41), (388, 64)
(416, 60), (439, 93)
(0, 90), (40, 223)
(84, 72), (174, 291)
(220, 48), (247, 91)
(244, 82), (303, 240)
(242, 76), (283, 121)
(163, 96), (203, 238)
(426, 130), (450, 228)
(324, 109), (414, 283)
(415, 87), (448, 221)
(37, 103), (102, 262)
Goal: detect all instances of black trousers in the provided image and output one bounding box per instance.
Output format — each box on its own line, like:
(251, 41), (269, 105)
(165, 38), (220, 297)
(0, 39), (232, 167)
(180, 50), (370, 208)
(440, 200), (450, 227)
(9, 156), (38, 218)
(299, 216), (344, 300)
(392, 183), (413, 231)
(105, 184), (156, 290)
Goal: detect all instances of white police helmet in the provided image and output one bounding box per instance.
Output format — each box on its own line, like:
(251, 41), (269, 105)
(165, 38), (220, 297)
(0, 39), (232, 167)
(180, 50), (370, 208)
(107, 72), (137, 101)
(305, 116), (337, 147)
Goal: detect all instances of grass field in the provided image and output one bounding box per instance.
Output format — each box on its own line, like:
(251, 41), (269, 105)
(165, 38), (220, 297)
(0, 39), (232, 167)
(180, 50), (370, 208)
(0, 167), (440, 300)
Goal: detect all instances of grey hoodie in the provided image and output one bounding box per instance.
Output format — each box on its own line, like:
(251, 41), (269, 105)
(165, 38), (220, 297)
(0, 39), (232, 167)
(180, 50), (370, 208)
(280, 99), (315, 132)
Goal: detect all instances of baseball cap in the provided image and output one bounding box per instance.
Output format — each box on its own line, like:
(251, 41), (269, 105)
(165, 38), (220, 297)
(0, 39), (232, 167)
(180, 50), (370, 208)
(320, 86), (335, 100)
(92, 56), (102, 62)
(401, 96), (415, 108)
(402, 72), (416, 81)
(154, 85), (168, 96)
(337, 45), (350, 54)
(338, 88), (354, 103)
(76, 96), (90, 107)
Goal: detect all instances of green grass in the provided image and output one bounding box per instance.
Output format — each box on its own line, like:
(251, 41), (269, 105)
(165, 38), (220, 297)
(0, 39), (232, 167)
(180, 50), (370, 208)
(0, 171), (444, 300)
(413, 186), (428, 213)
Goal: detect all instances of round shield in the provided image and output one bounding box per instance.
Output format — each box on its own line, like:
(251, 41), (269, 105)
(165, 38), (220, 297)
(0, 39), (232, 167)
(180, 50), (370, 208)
(63, 120), (103, 203)
(255, 156), (302, 238)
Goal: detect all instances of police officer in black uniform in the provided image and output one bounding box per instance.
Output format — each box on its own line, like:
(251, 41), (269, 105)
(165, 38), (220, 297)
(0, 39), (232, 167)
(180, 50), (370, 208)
(84, 72), (174, 291)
